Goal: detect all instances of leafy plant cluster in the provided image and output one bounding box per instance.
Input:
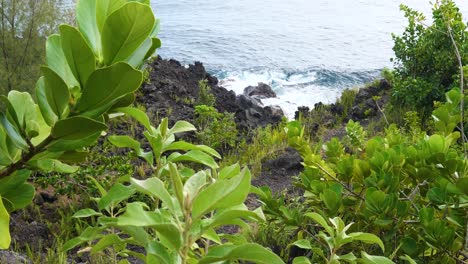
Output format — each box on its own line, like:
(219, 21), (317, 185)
(65, 110), (285, 264)
(254, 88), (467, 263)
(391, 0), (467, 116)
(0, 0), (161, 249)
(194, 104), (238, 151)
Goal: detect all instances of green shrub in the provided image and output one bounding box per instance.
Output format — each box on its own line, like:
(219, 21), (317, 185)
(196, 79), (216, 107)
(194, 105), (238, 151)
(257, 88), (467, 263)
(391, 0), (467, 116)
(0, 0), (160, 249)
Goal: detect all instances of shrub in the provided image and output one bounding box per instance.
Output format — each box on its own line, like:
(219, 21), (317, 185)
(196, 79), (216, 107)
(194, 105), (238, 151)
(391, 0), (467, 116)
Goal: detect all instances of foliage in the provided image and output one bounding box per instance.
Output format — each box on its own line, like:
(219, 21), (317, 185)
(196, 79), (216, 107)
(0, 0), (74, 94)
(194, 104), (238, 151)
(65, 111), (284, 264)
(260, 88), (467, 263)
(0, 0), (160, 249)
(221, 122), (289, 176)
(337, 89), (357, 121)
(391, 0), (467, 116)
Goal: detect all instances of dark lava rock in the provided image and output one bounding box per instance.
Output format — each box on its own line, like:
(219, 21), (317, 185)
(0, 251), (31, 264)
(243, 82), (277, 99)
(294, 106), (310, 120)
(252, 147), (303, 194)
(138, 57), (283, 132)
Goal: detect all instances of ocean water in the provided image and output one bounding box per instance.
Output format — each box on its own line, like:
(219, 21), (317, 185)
(152, 0), (468, 117)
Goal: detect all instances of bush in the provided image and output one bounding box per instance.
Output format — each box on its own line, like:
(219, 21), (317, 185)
(196, 79), (216, 107)
(194, 105), (238, 151)
(391, 0), (467, 116)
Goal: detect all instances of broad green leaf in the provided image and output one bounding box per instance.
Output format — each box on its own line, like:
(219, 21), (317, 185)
(204, 205), (262, 230)
(76, 62), (142, 117)
(59, 25), (96, 87)
(30, 105), (51, 146)
(359, 252), (395, 264)
(76, 0), (101, 57)
(130, 178), (177, 214)
(98, 183), (135, 211)
(114, 107), (153, 131)
(0, 197), (10, 249)
(36, 77), (58, 126)
(63, 226), (105, 251)
(126, 21), (161, 68)
(1, 183), (35, 212)
(164, 141), (221, 159)
(116, 203), (182, 250)
(109, 93), (135, 111)
(27, 159), (79, 173)
(305, 212), (333, 235)
(198, 243), (284, 264)
(0, 95), (20, 129)
(0, 170), (30, 194)
(183, 171), (206, 203)
(0, 113), (28, 150)
(293, 257), (312, 264)
(169, 163), (184, 208)
(0, 127), (15, 166)
(108, 135), (153, 165)
(91, 234), (124, 254)
(7, 91), (37, 137)
(147, 241), (172, 264)
(168, 120), (196, 135)
(47, 131), (101, 151)
(291, 239), (312, 250)
(101, 2), (155, 64)
(219, 163), (241, 180)
(41, 66), (70, 119)
(51, 117), (107, 140)
(192, 167), (251, 219)
(73, 208), (102, 218)
(96, 0), (126, 33)
(45, 35), (79, 88)
(170, 150), (219, 169)
(350, 232), (385, 252)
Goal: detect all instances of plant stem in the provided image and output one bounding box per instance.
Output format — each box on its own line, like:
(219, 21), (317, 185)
(0, 136), (53, 179)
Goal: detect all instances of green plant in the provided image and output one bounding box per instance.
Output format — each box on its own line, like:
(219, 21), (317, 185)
(291, 213), (391, 264)
(65, 111), (285, 264)
(281, 88), (467, 263)
(338, 89), (357, 121)
(196, 79), (216, 107)
(391, 0), (467, 116)
(194, 105), (238, 151)
(0, 0), (160, 249)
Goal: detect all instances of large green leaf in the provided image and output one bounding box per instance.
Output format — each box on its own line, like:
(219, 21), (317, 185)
(59, 25), (96, 87)
(130, 178), (178, 214)
(192, 168), (251, 219)
(101, 2), (155, 65)
(126, 21), (161, 68)
(0, 113), (28, 150)
(1, 183), (35, 212)
(0, 170), (30, 194)
(116, 203), (182, 250)
(350, 232), (385, 252)
(96, 0), (126, 33)
(359, 251), (395, 264)
(108, 135), (153, 165)
(27, 159), (79, 173)
(76, 0), (101, 57)
(97, 183), (135, 211)
(47, 131), (101, 151)
(76, 62), (142, 117)
(169, 150), (219, 169)
(7, 91), (38, 137)
(198, 243), (284, 264)
(41, 67), (70, 120)
(113, 107), (153, 132)
(36, 77), (58, 126)
(0, 197), (10, 249)
(45, 35), (79, 88)
(51, 116), (107, 140)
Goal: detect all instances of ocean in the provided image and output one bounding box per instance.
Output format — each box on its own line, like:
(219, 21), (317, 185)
(152, 0), (468, 117)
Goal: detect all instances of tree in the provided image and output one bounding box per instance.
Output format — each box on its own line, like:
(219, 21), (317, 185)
(0, 0), (73, 94)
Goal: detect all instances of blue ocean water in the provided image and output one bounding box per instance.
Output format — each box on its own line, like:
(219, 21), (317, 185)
(152, 0), (468, 116)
